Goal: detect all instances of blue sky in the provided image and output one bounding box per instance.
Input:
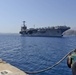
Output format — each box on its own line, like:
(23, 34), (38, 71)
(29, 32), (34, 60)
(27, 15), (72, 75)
(0, 0), (76, 33)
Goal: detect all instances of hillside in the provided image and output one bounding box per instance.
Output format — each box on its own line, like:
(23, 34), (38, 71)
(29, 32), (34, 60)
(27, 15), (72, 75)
(63, 29), (76, 36)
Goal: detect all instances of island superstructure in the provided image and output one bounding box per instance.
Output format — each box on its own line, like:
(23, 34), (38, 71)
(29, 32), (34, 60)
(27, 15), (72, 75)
(19, 21), (70, 37)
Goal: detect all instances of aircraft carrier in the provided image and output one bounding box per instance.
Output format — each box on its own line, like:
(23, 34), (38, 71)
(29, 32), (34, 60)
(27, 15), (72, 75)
(19, 21), (70, 37)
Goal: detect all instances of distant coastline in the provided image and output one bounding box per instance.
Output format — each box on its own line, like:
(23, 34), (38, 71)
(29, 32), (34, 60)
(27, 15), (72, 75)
(63, 29), (76, 36)
(0, 29), (76, 36)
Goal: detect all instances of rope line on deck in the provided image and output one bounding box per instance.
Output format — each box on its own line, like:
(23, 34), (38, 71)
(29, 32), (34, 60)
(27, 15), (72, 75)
(25, 49), (74, 74)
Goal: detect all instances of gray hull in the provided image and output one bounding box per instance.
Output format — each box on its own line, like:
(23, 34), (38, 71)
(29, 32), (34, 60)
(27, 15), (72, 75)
(20, 29), (67, 37)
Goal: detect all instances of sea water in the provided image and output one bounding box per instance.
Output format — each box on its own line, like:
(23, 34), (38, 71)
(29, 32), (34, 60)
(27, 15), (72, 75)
(0, 34), (76, 75)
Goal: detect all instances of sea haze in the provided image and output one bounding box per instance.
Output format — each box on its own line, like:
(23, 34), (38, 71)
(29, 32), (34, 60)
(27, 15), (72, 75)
(0, 34), (76, 75)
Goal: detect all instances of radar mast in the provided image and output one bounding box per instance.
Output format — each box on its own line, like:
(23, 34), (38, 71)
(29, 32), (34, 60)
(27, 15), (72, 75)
(23, 21), (26, 26)
(22, 21), (27, 29)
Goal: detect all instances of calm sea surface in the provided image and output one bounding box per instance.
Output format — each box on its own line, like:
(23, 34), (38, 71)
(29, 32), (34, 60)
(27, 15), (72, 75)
(0, 34), (76, 75)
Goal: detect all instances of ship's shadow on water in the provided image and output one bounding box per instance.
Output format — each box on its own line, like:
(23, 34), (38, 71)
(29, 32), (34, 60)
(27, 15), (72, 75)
(0, 35), (76, 75)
